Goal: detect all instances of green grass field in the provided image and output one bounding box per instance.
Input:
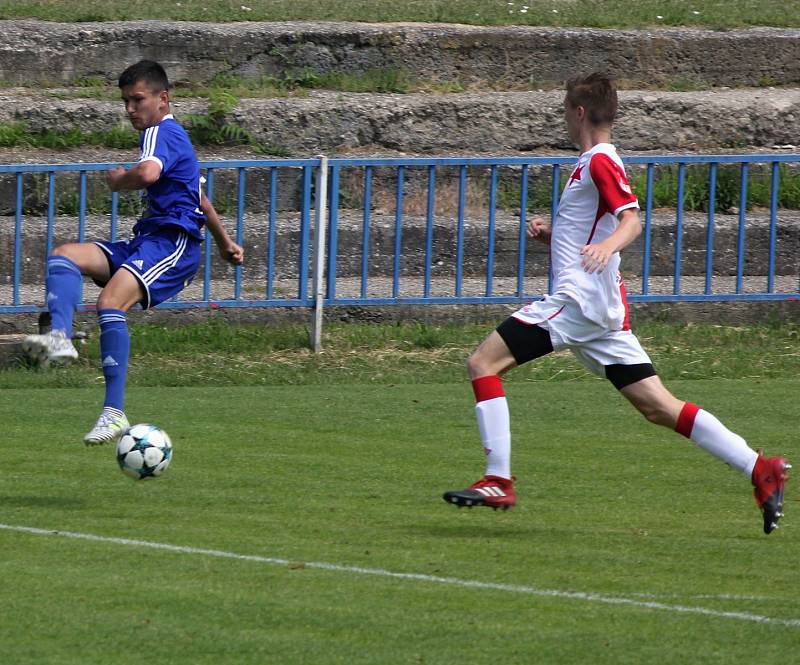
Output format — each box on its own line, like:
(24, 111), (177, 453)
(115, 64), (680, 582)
(1, 322), (798, 663)
(1, 0), (799, 28)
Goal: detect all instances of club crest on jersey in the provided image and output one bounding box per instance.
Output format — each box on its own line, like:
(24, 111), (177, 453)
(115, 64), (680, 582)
(568, 165), (583, 186)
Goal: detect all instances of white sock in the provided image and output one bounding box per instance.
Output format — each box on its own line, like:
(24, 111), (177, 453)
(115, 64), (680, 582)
(677, 403), (758, 477)
(471, 374), (512, 479)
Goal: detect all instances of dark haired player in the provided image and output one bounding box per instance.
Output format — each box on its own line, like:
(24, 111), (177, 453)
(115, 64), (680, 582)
(24, 60), (244, 445)
(443, 73), (790, 534)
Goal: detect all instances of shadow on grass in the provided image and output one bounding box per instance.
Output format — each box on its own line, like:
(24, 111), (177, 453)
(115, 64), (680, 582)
(0, 495), (87, 509)
(403, 519), (545, 540)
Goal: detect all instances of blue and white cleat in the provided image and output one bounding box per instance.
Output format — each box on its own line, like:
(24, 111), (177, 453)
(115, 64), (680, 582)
(22, 329), (78, 365)
(84, 409), (130, 446)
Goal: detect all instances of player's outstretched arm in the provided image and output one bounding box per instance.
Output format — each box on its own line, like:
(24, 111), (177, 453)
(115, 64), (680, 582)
(200, 193), (244, 265)
(526, 216), (552, 245)
(580, 208), (641, 274)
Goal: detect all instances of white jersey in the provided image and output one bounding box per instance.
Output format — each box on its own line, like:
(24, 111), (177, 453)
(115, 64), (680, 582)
(515, 142), (639, 332)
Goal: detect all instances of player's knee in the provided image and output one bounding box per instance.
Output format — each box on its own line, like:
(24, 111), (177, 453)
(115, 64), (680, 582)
(51, 245), (69, 258)
(96, 292), (124, 311)
(466, 351), (489, 378)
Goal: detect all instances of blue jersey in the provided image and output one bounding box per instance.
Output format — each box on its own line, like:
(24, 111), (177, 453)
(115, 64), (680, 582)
(135, 114), (204, 240)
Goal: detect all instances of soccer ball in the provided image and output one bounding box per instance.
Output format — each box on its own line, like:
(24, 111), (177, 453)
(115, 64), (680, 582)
(116, 424), (173, 480)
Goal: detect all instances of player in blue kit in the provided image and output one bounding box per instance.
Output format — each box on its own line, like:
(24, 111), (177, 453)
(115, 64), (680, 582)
(23, 60), (244, 445)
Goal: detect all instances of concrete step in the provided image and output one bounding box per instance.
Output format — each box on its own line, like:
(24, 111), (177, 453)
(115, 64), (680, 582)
(1, 21), (799, 89)
(0, 333), (25, 367)
(1, 88), (798, 154)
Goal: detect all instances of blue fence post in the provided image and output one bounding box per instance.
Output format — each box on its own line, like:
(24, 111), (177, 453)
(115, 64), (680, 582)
(361, 166), (372, 299)
(392, 165), (405, 299)
(110, 191), (119, 243)
(704, 163), (717, 295)
(203, 169), (214, 302)
(674, 163), (685, 295)
(233, 167), (246, 301)
(46, 172), (56, 256)
(326, 164), (340, 301)
(517, 165), (528, 298)
(736, 163), (749, 294)
(267, 167), (278, 300)
(641, 163), (654, 296)
(424, 165), (436, 298)
(298, 166), (313, 302)
(44, 172), (56, 303)
(486, 165), (497, 297)
(13, 172), (23, 306)
(455, 165), (467, 297)
(549, 163), (561, 295)
(77, 171), (88, 304)
(767, 162), (779, 294)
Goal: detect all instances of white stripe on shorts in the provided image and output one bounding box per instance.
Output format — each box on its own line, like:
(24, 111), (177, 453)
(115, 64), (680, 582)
(140, 232), (188, 285)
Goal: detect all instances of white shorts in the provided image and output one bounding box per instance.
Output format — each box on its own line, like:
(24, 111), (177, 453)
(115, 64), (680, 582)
(511, 296), (652, 378)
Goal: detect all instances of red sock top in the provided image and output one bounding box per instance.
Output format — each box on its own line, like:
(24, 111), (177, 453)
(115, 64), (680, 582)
(472, 375), (505, 402)
(675, 402), (700, 438)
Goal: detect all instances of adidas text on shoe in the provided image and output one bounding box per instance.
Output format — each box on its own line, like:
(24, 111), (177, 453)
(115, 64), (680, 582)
(443, 475), (516, 510)
(22, 329), (78, 365)
(752, 452), (792, 535)
(84, 411), (129, 446)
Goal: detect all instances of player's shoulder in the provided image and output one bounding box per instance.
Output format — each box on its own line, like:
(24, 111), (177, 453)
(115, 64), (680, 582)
(152, 116), (196, 155)
(588, 144), (626, 175)
(155, 115), (189, 137)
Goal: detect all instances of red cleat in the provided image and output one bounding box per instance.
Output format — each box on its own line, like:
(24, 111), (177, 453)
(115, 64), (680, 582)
(443, 475), (516, 510)
(752, 453), (791, 534)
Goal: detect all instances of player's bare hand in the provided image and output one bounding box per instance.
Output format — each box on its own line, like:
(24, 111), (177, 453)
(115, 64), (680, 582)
(580, 243), (612, 274)
(106, 166), (126, 192)
(526, 217), (551, 244)
(219, 240), (244, 265)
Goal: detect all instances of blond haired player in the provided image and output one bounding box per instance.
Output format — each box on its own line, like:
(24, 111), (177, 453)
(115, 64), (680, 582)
(443, 73), (790, 535)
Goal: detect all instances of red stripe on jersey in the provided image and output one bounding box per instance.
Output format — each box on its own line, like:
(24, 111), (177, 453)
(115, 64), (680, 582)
(675, 402), (700, 438)
(587, 199), (609, 245)
(619, 277), (631, 331)
(589, 152), (638, 218)
(472, 375), (505, 403)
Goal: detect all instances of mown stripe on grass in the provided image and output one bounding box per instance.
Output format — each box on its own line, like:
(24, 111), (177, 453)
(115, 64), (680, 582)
(2, 522), (798, 628)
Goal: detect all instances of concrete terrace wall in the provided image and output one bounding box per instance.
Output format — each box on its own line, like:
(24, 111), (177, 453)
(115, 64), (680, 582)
(1, 21), (799, 89)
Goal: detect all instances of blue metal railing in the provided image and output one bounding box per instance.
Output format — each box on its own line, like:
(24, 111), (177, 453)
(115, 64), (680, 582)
(1, 154), (798, 314)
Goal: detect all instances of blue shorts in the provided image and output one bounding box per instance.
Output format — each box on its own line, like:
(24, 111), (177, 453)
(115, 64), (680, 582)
(94, 227), (201, 309)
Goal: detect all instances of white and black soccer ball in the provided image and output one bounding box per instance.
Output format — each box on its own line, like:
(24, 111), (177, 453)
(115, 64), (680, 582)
(116, 424), (173, 480)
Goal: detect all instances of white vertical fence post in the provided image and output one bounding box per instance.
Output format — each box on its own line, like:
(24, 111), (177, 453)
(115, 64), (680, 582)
(310, 155), (329, 353)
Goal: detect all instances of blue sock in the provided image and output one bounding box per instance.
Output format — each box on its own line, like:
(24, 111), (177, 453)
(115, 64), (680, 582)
(46, 255), (83, 335)
(98, 309), (129, 412)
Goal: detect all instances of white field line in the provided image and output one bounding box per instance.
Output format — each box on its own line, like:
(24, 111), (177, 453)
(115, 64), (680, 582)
(2, 522), (798, 628)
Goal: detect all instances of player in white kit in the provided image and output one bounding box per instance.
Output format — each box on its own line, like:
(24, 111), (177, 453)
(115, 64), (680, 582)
(443, 73), (790, 534)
